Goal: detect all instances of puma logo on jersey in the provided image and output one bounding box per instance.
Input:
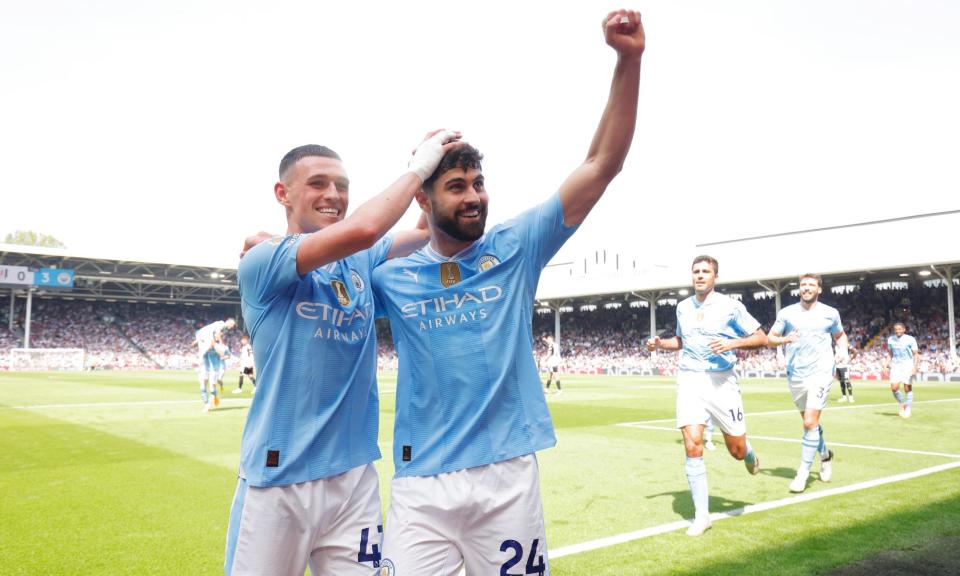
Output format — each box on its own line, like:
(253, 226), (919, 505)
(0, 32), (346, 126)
(402, 268), (420, 283)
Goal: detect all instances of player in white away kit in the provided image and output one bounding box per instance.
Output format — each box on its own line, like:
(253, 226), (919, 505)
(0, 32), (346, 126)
(371, 11), (644, 574)
(195, 318), (235, 412)
(233, 335), (256, 394)
(226, 132), (462, 576)
(887, 322), (919, 418)
(647, 255), (767, 536)
(766, 273), (848, 493)
(543, 335), (563, 393)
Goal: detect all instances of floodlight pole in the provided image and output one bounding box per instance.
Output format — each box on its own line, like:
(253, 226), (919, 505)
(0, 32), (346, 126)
(930, 265), (958, 362)
(756, 280), (787, 315)
(540, 299), (568, 350)
(24, 288), (33, 349)
(631, 290), (665, 341)
(554, 303), (562, 346)
(757, 280), (789, 363)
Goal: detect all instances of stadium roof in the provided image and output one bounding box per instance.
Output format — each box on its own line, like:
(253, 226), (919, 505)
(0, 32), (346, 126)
(3, 210), (959, 307)
(0, 243), (239, 306)
(536, 210), (960, 301)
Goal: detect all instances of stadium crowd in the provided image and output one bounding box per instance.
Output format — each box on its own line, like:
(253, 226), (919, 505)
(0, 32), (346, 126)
(0, 299), (242, 371)
(1, 281), (957, 376)
(525, 282), (959, 378)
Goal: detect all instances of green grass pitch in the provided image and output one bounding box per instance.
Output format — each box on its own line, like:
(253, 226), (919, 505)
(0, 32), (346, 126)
(1, 371), (959, 575)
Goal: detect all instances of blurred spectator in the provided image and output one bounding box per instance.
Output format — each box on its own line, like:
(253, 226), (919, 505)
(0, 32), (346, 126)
(0, 280), (957, 375)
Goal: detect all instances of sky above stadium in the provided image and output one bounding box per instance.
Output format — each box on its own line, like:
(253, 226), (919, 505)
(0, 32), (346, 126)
(1, 0), (958, 269)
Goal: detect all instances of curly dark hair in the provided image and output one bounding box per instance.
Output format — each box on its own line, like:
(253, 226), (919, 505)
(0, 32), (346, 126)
(422, 144), (484, 192)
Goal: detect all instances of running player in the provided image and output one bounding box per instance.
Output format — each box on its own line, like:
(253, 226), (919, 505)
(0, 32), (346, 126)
(887, 322), (919, 418)
(226, 131), (461, 576)
(646, 255), (767, 536)
(766, 273), (847, 493)
(232, 335), (256, 394)
(371, 10), (644, 573)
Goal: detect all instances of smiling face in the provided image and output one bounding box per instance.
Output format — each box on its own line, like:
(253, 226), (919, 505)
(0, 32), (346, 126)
(798, 275), (822, 305)
(275, 155), (350, 234)
(691, 259), (717, 299)
(421, 166), (489, 246)
(894, 323), (906, 337)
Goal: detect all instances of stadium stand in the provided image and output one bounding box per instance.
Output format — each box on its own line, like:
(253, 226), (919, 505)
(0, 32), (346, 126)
(2, 236), (958, 379)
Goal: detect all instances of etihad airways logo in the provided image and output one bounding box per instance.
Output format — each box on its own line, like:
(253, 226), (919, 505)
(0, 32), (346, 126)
(295, 301), (373, 342)
(400, 285), (503, 318)
(296, 301), (371, 325)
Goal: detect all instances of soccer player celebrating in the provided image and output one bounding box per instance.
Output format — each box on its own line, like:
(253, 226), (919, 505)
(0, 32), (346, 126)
(194, 318), (234, 412)
(371, 10), (644, 573)
(227, 131), (461, 575)
(766, 273), (847, 493)
(646, 255), (767, 536)
(886, 322), (920, 418)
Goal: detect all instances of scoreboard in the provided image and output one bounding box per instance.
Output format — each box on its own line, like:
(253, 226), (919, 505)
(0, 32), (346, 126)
(0, 265), (74, 289)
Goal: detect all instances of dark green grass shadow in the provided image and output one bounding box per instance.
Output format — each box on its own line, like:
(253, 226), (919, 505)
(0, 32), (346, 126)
(553, 469), (960, 576)
(647, 490), (751, 519)
(694, 490), (960, 576)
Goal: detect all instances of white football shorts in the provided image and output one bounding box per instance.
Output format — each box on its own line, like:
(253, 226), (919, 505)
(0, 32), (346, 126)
(788, 372), (833, 412)
(224, 463), (383, 576)
(890, 363), (914, 385)
(380, 454), (549, 576)
(676, 369), (747, 437)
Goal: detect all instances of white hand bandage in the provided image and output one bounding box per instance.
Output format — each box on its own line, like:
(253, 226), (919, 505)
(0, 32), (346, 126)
(408, 130), (457, 183)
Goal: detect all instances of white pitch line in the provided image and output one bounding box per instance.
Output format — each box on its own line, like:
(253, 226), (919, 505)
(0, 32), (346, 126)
(550, 460), (960, 560)
(617, 397), (960, 427)
(619, 423), (960, 459)
(3, 398), (253, 410)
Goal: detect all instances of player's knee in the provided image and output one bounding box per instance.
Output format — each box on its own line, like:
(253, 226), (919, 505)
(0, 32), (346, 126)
(683, 437), (703, 457)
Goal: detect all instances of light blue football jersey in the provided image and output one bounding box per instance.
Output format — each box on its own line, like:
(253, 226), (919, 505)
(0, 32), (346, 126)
(196, 320), (226, 343)
(770, 302), (843, 379)
(888, 334), (918, 366)
(676, 291), (761, 372)
(237, 233), (391, 487)
(372, 193), (578, 478)
(202, 348), (220, 373)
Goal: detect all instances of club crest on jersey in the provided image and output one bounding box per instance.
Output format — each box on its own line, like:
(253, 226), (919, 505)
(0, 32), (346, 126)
(330, 279), (351, 306)
(478, 254), (500, 272)
(350, 270), (365, 292)
(440, 262), (461, 287)
(378, 559), (396, 575)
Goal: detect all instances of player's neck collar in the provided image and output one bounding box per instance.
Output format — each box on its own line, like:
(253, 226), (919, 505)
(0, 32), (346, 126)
(424, 237), (484, 263)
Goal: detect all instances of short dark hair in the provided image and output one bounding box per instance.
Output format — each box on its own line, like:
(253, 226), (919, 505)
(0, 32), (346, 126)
(893, 321), (906, 329)
(422, 144), (484, 192)
(799, 273), (822, 287)
(279, 145), (341, 180)
(691, 255), (719, 274)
